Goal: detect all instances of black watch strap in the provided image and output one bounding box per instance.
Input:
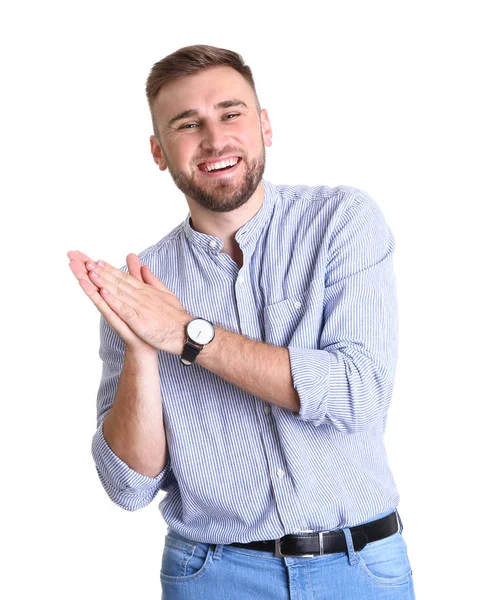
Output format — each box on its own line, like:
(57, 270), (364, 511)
(180, 340), (203, 366)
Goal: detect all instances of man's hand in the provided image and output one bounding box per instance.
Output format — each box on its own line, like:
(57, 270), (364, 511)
(68, 250), (157, 354)
(67, 250), (192, 355)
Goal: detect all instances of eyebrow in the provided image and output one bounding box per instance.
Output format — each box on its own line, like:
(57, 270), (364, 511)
(167, 99), (248, 127)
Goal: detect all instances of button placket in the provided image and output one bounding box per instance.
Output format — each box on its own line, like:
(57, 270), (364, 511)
(255, 401), (302, 532)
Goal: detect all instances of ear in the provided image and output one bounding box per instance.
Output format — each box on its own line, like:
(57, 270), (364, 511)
(260, 108), (273, 147)
(150, 136), (168, 171)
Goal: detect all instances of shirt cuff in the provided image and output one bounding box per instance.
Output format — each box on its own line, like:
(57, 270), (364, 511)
(91, 421), (169, 494)
(288, 346), (333, 424)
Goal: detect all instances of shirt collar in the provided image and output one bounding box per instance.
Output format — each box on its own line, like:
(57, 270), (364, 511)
(182, 180), (277, 254)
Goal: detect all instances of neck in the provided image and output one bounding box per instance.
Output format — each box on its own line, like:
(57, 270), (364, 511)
(187, 182), (265, 247)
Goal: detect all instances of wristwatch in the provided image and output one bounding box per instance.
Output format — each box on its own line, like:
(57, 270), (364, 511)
(180, 318), (215, 366)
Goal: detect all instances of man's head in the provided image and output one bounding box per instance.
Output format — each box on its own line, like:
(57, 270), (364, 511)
(146, 45), (272, 213)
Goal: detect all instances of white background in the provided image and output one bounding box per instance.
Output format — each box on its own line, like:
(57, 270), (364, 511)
(2, 1), (495, 598)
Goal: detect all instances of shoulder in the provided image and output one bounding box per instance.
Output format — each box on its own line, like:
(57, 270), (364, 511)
(274, 182), (375, 207)
(271, 182), (380, 221)
(268, 181), (392, 250)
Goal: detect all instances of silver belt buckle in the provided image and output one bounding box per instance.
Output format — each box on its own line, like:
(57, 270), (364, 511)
(275, 530), (325, 558)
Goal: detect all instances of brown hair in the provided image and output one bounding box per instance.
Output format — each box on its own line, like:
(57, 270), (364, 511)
(145, 44), (259, 135)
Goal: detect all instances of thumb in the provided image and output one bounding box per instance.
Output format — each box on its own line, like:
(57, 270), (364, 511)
(127, 253), (144, 283)
(142, 264), (168, 290)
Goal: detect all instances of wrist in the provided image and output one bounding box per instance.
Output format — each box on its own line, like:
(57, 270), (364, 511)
(125, 343), (158, 361)
(195, 325), (225, 367)
(180, 318), (218, 365)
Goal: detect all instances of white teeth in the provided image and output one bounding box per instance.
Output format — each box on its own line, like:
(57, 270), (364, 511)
(203, 158), (238, 172)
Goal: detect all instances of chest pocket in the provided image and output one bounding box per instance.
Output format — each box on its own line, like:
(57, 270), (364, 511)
(263, 294), (306, 347)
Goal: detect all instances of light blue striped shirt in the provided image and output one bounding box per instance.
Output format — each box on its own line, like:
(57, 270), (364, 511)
(92, 180), (400, 544)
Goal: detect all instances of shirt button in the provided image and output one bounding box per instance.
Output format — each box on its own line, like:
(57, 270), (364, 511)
(294, 301), (302, 309)
(276, 468), (285, 479)
(264, 405), (271, 415)
(209, 240), (217, 249)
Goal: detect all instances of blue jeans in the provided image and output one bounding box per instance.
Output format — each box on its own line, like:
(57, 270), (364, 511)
(160, 511), (415, 599)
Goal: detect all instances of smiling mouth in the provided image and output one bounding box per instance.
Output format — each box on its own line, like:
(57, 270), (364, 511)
(197, 157), (241, 173)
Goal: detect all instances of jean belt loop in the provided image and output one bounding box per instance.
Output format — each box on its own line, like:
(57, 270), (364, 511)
(395, 509), (404, 534)
(342, 528), (358, 566)
(212, 543), (224, 560)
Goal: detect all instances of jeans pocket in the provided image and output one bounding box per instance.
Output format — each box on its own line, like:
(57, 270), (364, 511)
(357, 533), (413, 586)
(160, 533), (214, 584)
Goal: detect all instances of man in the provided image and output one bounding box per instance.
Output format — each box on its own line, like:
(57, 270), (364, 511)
(68, 45), (415, 599)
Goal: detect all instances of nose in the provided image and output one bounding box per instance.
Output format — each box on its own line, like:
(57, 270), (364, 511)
(199, 119), (228, 152)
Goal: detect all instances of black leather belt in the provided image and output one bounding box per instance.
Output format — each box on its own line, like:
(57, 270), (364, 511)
(229, 512), (399, 557)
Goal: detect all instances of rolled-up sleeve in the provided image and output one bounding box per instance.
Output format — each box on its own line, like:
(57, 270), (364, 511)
(289, 192), (398, 432)
(91, 316), (169, 511)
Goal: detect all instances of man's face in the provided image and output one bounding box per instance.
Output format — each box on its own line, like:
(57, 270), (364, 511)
(150, 66), (272, 213)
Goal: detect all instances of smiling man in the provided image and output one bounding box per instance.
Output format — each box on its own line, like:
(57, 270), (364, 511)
(149, 60), (272, 267)
(154, 87), (267, 215)
(68, 45), (415, 599)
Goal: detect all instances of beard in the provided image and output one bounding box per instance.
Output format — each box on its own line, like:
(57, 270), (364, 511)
(165, 144), (266, 213)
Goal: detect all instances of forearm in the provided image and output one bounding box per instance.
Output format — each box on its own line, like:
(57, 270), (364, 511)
(196, 327), (300, 412)
(102, 346), (166, 478)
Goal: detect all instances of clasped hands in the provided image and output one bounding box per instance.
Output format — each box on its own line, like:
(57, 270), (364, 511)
(68, 250), (192, 355)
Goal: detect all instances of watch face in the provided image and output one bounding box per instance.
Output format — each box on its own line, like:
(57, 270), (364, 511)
(187, 319), (215, 345)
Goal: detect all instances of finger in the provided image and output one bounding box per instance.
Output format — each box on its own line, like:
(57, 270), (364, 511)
(68, 250), (93, 263)
(141, 265), (168, 291)
(69, 258), (90, 281)
(68, 250), (96, 278)
(87, 259), (144, 290)
(127, 253), (144, 283)
(78, 279), (138, 346)
(94, 286), (142, 326)
(87, 268), (142, 311)
(68, 250), (99, 292)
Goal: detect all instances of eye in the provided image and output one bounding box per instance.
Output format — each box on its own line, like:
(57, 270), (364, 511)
(178, 122), (199, 130)
(223, 113), (240, 121)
